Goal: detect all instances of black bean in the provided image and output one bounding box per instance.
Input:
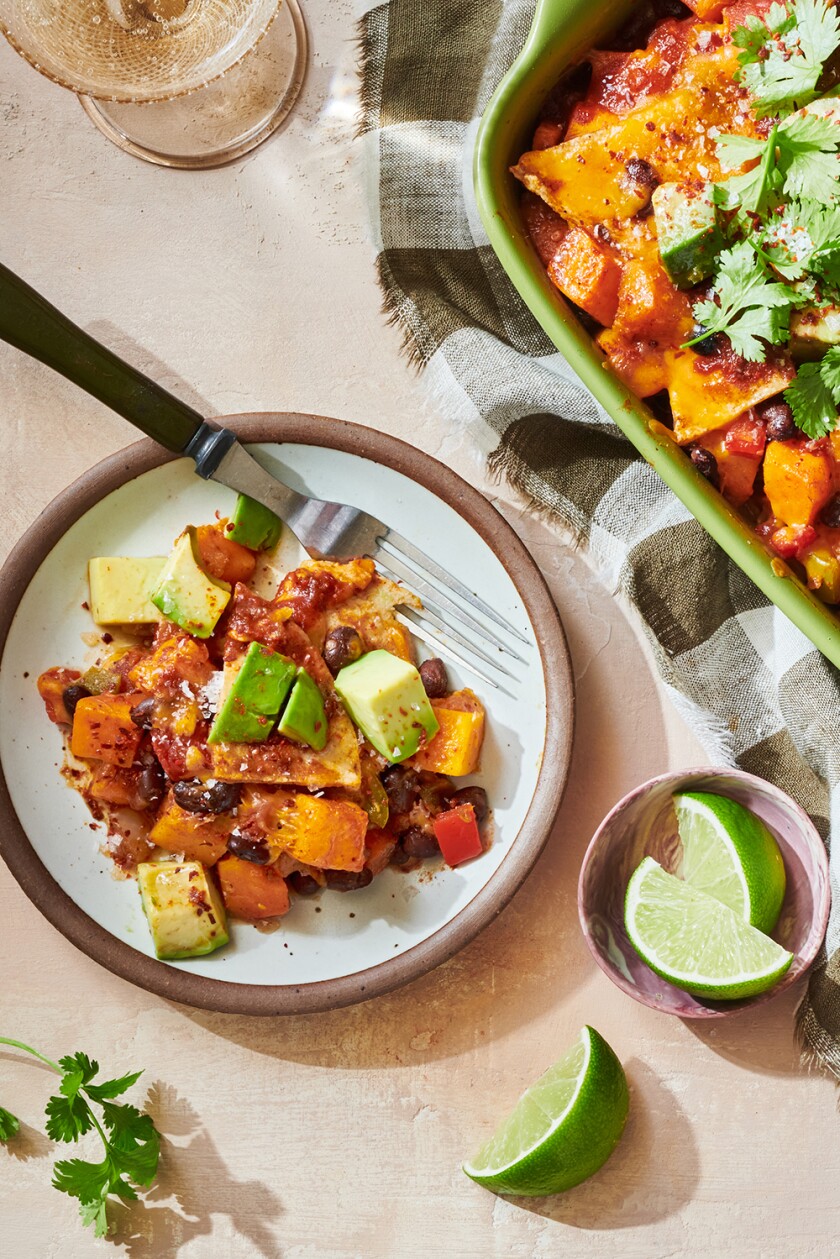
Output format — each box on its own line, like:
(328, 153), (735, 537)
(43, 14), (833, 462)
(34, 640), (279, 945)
(135, 764), (166, 809)
(449, 786), (489, 823)
(130, 696), (156, 729)
(401, 827), (440, 859)
(389, 842), (412, 867)
(323, 626), (363, 675)
(62, 682), (91, 719)
(287, 871), (321, 895)
(822, 494), (840, 528)
(173, 779), (242, 815)
(381, 765), (420, 814)
(759, 400), (798, 443)
(323, 868), (374, 892)
(691, 330), (725, 357)
(624, 157), (659, 190)
(226, 830), (271, 864)
(419, 657), (448, 699)
(688, 445), (719, 488)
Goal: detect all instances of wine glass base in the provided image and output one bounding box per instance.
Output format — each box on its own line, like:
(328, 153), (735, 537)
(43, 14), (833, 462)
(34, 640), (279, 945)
(78, 0), (307, 169)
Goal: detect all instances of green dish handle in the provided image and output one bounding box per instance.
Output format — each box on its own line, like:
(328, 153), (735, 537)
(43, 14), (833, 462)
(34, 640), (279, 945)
(0, 261), (205, 454)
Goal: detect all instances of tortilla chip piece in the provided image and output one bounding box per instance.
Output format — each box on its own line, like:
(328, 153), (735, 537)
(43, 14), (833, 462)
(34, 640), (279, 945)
(324, 575), (421, 662)
(207, 691), (361, 789)
(200, 610), (361, 787)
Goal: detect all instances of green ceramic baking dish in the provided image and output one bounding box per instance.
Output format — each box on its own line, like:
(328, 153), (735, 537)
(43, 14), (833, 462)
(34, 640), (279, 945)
(474, 0), (840, 670)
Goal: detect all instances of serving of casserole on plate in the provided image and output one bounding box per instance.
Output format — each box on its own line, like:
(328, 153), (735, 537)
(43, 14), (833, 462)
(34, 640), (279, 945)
(0, 415), (573, 1014)
(475, 0), (840, 668)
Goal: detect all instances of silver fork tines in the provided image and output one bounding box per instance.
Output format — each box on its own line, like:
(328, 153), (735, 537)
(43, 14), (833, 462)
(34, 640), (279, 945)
(379, 529), (530, 644)
(395, 611), (503, 690)
(375, 551), (525, 663)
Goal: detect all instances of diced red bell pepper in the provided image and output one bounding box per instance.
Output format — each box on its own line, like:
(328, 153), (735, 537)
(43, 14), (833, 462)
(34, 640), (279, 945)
(724, 412), (766, 459)
(433, 804), (483, 868)
(769, 524), (816, 559)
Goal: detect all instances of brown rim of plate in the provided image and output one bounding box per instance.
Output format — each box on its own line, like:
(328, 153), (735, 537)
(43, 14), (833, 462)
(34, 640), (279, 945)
(0, 413), (574, 1015)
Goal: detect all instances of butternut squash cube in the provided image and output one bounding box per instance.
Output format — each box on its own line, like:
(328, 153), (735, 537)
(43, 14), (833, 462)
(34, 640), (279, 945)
(150, 793), (234, 866)
(272, 794), (368, 872)
(410, 689), (485, 777)
(547, 227), (621, 326)
(70, 693), (145, 767)
(763, 440), (834, 527)
(129, 633), (213, 692)
(216, 855), (290, 920)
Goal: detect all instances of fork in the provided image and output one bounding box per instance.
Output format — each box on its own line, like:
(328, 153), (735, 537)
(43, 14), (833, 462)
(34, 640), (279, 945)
(0, 263), (528, 686)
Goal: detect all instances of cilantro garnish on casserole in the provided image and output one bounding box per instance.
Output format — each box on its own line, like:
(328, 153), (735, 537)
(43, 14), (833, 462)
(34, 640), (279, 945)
(513, 0), (840, 604)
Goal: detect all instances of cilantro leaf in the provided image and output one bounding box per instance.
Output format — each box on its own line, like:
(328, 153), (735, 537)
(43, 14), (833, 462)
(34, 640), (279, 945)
(84, 1071), (143, 1103)
(785, 360), (839, 435)
(716, 133), (767, 171)
(0, 1106), (20, 1141)
(727, 304), (791, 359)
(735, 0), (840, 117)
(689, 241), (797, 360)
(714, 124), (780, 220)
(820, 344), (840, 395)
(100, 1101), (160, 1187)
(58, 1053), (99, 1088)
(45, 1092), (94, 1143)
(79, 1196), (110, 1239)
(777, 111), (840, 202)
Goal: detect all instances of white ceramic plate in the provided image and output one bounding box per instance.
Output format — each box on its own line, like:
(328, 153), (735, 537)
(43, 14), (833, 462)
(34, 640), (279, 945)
(0, 414), (573, 1013)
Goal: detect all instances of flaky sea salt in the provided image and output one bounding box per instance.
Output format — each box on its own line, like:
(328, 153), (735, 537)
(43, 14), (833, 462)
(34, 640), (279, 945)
(198, 672), (224, 717)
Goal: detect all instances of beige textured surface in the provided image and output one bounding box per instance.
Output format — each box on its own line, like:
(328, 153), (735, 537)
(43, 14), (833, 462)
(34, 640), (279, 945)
(1, 5), (839, 1256)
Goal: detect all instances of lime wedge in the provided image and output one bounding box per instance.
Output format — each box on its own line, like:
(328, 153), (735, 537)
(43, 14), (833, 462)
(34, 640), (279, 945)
(463, 1026), (629, 1196)
(625, 857), (793, 1000)
(674, 791), (786, 933)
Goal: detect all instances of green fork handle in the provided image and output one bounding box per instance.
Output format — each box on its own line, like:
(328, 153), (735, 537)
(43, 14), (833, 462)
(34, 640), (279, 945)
(0, 261), (206, 454)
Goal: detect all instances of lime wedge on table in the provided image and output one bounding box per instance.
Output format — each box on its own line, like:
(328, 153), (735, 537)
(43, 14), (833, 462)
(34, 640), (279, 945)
(463, 1026), (629, 1196)
(625, 858), (793, 1000)
(674, 791), (786, 933)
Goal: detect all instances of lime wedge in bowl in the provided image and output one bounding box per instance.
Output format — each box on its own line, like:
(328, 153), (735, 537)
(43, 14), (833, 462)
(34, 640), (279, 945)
(625, 857), (793, 1000)
(463, 1026), (628, 1196)
(674, 791), (786, 933)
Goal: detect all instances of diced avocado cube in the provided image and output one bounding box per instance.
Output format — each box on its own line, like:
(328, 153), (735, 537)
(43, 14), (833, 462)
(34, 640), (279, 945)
(208, 642), (297, 744)
(276, 669), (328, 751)
(227, 493), (282, 551)
(652, 181), (722, 289)
(791, 304), (840, 360)
(334, 649), (439, 763)
(137, 860), (229, 960)
(88, 557), (166, 625)
(151, 527), (231, 639)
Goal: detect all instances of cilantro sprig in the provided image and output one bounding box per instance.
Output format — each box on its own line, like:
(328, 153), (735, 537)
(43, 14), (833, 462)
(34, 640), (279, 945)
(715, 111), (840, 221)
(733, 0), (840, 117)
(686, 241), (799, 361)
(785, 345), (840, 435)
(0, 1037), (160, 1239)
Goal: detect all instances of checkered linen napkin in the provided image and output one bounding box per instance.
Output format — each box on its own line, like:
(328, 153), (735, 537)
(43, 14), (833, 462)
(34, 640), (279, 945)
(358, 0), (840, 1071)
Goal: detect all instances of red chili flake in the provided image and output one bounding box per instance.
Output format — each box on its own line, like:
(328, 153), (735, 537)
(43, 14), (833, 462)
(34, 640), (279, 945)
(81, 601), (90, 611)
(102, 633), (113, 645)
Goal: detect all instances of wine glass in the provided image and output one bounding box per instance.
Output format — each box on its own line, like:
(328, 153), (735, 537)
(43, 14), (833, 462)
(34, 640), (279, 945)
(0, 0), (307, 168)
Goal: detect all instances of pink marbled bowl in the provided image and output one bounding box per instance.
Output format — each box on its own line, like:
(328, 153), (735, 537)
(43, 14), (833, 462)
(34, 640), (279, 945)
(578, 767), (830, 1019)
